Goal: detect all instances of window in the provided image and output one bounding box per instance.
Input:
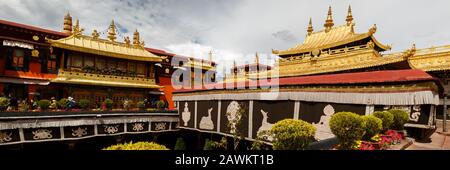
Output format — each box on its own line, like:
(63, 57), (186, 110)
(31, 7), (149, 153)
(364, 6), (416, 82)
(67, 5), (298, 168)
(84, 56), (94, 67)
(47, 54), (57, 73)
(70, 53), (83, 68)
(136, 63), (145, 76)
(12, 49), (24, 67)
(117, 61), (127, 72)
(95, 57), (105, 69)
(128, 63), (136, 73)
(6, 48), (29, 71)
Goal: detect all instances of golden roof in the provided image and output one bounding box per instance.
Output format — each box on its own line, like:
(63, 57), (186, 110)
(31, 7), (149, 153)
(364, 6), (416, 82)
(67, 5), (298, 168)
(256, 44), (410, 78)
(273, 6), (390, 56)
(51, 70), (163, 89)
(408, 44), (450, 71)
(47, 34), (162, 62)
(274, 24), (390, 56)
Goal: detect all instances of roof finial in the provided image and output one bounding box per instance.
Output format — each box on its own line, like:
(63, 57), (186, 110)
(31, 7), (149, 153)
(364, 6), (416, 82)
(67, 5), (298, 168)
(133, 29), (140, 45)
(324, 6), (334, 32)
(346, 5), (354, 26)
(208, 50), (213, 61)
(91, 29), (99, 39)
(255, 52), (260, 64)
(63, 12), (72, 34)
(107, 20), (117, 42)
(307, 17), (314, 36)
(72, 19), (84, 36)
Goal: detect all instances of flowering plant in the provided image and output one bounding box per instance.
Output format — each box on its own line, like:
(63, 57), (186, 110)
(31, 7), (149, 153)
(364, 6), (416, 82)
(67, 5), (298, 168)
(352, 140), (362, 150)
(371, 134), (381, 142)
(359, 141), (375, 150)
(386, 130), (402, 144)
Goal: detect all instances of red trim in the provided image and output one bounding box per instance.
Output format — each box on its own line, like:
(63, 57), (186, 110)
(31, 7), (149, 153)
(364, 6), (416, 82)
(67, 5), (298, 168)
(0, 19), (69, 37)
(174, 69), (437, 93)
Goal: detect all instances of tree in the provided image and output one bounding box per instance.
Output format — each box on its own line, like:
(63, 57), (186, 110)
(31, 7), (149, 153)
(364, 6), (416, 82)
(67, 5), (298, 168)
(174, 137), (186, 150)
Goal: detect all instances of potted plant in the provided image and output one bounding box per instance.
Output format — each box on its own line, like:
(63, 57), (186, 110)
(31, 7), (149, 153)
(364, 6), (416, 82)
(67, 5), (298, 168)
(78, 99), (90, 111)
(103, 99), (114, 111)
(38, 99), (51, 111)
(137, 101), (146, 111)
(0, 97), (10, 111)
(18, 100), (29, 112)
(58, 98), (68, 111)
(123, 99), (132, 111)
(156, 100), (166, 110)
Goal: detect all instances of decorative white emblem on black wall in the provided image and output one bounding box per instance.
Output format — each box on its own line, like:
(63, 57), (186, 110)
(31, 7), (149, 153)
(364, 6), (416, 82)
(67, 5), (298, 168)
(313, 104), (335, 140)
(71, 127), (88, 137)
(32, 129), (53, 140)
(226, 101), (242, 134)
(103, 125), (119, 134)
(199, 108), (214, 130)
(181, 102), (191, 126)
(155, 122), (167, 131)
(257, 109), (274, 141)
(132, 123), (145, 132)
(0, 131), (13, 143)
(410, 105), (421, 122)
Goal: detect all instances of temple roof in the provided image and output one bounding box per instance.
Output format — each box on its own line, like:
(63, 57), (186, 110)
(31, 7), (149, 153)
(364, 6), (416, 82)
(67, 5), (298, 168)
(47, 34), (162, 62)
(274, 24), (391, 56)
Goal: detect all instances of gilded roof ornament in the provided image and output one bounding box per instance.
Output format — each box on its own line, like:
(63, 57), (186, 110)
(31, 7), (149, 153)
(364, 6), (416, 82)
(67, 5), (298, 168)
(324, 6), (334, 32)
(346, 5), (354, 26)
(369, 24), (377, 35)
(208, 50), (213, 61)
(307, 18), (314, 36)
(63, 12), (73, 34)
(403, 43), (417, 57)
(255, 52), (260, 64)
(272, 49), (279, 54)
(107, 20), (117, 42)
(91, 29), (100, 39)
(133, 29), (140, 45)
(72, 19), (84, 37)
(124, 36), (131, 46)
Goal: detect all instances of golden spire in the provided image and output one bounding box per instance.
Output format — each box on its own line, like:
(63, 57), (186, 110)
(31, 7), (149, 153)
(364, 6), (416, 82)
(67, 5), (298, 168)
(346, 5), (354, 26)
(91, 29), (99, 39)
(324, 6), (334, 32)
(63, 12), (72, 34)
(133, 29), (140, 45)
(124, 36), (131, 46)
(72, 19), (84, 36)
(255, 52), (260, 65)
(307, 17), (314, 36)
(208, 50), (213, 61)
(107, 20), (117, 42)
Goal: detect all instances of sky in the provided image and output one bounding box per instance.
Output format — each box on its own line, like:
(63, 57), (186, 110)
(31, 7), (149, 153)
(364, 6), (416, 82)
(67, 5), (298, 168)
(1, 0), (450, 77)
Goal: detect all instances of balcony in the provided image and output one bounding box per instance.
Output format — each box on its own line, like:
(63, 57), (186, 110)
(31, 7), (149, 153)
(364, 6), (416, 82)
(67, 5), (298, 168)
(51, 70), (162, 89)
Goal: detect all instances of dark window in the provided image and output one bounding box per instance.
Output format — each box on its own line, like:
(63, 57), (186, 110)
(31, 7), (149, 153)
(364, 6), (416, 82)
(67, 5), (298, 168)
(6, 48), (29, 71)
(47, 54), (57, 73)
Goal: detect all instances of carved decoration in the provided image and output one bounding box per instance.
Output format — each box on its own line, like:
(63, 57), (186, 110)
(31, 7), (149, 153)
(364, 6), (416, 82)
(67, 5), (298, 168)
(103, 125), (119, 134)
(0, 131), (13, 143)
(71, 127), (88, 137)
(32, 129), (53, 140)
(132, 123), (145, 132)
(154, 122), (167, 131)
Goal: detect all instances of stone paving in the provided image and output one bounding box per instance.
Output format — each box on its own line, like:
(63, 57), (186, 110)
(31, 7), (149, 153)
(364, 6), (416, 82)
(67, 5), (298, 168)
(406, 127), (450, 150)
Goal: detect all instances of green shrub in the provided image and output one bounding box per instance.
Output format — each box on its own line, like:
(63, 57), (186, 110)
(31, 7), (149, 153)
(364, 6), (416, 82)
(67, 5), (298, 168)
(174, 137), (186, 150)
(329, 112), (366, 150)
(362, 115), (382, 140)
(203, 137), (227, 150)
(157, 100), (166, 109)
(270, 119), (316, 150)
(0, 97), (10, 111)
(373, 111), (394, 132)
(78, 99), (90, 110)
(38, 100), (51, 111)
(57, 98), (68, 109)
(388, 109), (409, 130)
(104, 99), (114, 109)
(103, 141), (169, 150)
(137, 101), (146, 110)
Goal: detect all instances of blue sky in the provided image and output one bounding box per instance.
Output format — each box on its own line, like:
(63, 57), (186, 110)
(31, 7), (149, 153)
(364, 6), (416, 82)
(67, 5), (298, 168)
(1, 0), (450, 76)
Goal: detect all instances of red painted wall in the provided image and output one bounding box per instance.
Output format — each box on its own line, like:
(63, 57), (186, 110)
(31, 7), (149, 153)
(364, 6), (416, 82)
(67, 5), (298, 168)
(159, 76), (174, 109)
